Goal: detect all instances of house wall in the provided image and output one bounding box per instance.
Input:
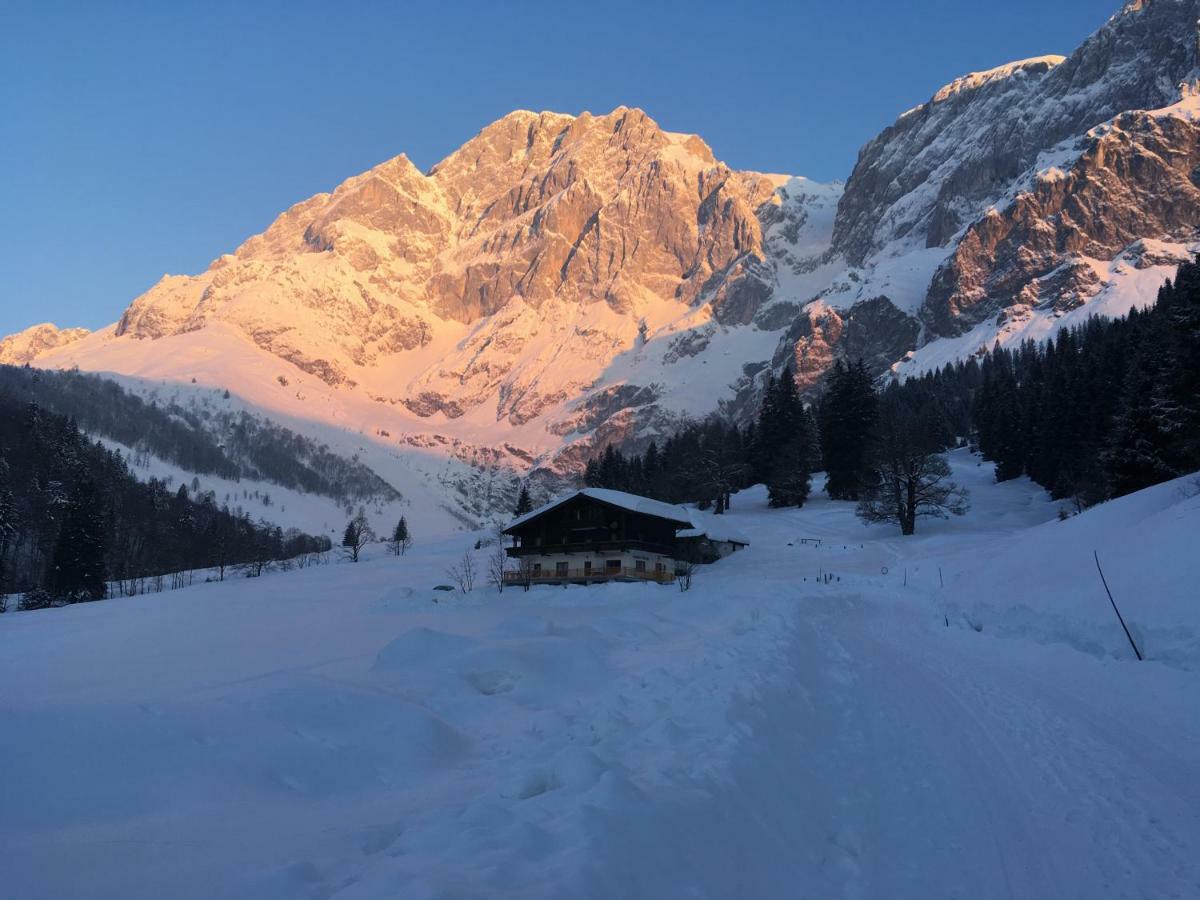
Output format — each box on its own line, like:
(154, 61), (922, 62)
(522, 549), (676, 578)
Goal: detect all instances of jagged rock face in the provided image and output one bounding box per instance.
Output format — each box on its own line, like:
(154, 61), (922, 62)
(111, 108), (779, 423)
(12, 0), (1200, 511)
(923, 110), (1200, 335)
(0, 324), (90, 366)
(833, 0), (1199, 266)
(778, 298), (920, 393)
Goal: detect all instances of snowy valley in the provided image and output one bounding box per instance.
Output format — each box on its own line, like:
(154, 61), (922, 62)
(4, 1), (1199, 532)
(2, 456), (1197, 898)
(3, 2), (1200, 897)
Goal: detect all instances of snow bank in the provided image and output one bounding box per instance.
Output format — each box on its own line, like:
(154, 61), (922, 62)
(935, 473), (1200, 666)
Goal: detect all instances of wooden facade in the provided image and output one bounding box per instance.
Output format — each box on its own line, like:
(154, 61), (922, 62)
(502, 491), (745, 585)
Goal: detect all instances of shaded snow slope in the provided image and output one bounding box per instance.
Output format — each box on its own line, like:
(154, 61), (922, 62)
(2, 454), (1197, 898)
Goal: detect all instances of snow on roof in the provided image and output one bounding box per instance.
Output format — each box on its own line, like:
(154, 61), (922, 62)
(504, 488), (749, 544)
(678, 510), (750, 545)
(505, 488), (693, 531)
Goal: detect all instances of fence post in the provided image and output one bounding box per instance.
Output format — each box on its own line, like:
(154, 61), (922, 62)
(1094, 550), (1142, 661)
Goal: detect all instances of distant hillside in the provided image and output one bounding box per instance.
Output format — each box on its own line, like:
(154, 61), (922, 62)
(0, 392), (330, 601)
(0, 365), (401, 508)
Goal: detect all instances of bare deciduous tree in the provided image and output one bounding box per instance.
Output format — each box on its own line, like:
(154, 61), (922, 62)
(447, 549), (476, 593)
(516, 557), (536, 591)
(486, 533), (509, 594)
(856, 395), (968, 536)
(676, 558), (696, 592)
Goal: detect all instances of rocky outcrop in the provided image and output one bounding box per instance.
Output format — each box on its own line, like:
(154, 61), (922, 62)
(0, 324), (90, 366)
(833, 1), (1199, 266)
(923, 109), (1200, 335)
(777, 298), (921, 393)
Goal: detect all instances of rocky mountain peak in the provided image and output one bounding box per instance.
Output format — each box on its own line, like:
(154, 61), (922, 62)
(0, 324), (91, 366)
(832, 0), (1200, 267)
(87, 104), (791, 431)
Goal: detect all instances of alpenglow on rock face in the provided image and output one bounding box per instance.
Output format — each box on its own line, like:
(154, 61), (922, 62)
(0, 324), (91, 366)
(5, 0), (1199, 526)
(110, 107), (784, 426)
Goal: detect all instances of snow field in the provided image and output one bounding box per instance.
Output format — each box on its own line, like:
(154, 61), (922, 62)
(2, 452), (1197, 898)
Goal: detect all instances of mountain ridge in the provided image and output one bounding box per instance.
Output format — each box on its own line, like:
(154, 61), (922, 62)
(5, 0), (1198, 532)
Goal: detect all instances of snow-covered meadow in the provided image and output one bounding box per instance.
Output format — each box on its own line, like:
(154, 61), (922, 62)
(2, 454), (1198, 898)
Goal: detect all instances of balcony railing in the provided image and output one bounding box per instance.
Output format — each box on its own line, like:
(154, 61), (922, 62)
(506, 539), (674, 558)
(503, 566), (676, 585)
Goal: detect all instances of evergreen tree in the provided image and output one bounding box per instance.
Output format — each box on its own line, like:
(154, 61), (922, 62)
(514, 484), (533, 516)
(763, 368), (817, 507)
(0, 459), (16, 590)
(767, 406), (818, 507)
(1104, 338), (1180, 494)
(48, 479), (107, 601)
(818, 359), (878, 500)
(341, 510), (374, 562)
(390, 516), (412, 556)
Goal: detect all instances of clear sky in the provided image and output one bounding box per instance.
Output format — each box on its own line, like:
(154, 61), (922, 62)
(1, 0), (1113, 338)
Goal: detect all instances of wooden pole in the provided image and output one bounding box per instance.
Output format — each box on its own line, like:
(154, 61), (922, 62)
(1094, 550), (1142, 661)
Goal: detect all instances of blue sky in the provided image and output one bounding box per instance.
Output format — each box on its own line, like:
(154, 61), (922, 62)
(1, 0), (1112, 337)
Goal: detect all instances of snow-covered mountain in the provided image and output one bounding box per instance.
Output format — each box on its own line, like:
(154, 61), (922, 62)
(2, 109), (839, 528)
(818, 0), (1200, 378)
(5, 0), (1197, 532)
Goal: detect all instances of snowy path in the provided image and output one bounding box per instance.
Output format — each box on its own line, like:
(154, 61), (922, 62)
(576, 590), (1200, 900)
(787, 597), (1200, 899)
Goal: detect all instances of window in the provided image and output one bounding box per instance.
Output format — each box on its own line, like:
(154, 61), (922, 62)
(556, 561), (568, 576)
(584, 560), (592, 575)
(533, 563), (542, 574)
(606, 559), (621, 573)
(635, 559), (646, 573)
(655, 562), (665, 574)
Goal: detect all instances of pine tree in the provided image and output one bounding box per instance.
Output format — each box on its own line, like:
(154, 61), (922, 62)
(48, 479), (107, 601)
(341, 510), (374, 562)
(390, 516), (412, 556)
(1104, 339), (1179, 494)
(764, 369), (817, 507)
(514, 484), (532, 516)
(767, 406), (818, 508)
(0, 459), (16, 590)
(818, 359), (878, 500)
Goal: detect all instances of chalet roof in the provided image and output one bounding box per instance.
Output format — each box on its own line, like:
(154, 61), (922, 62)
(504, 488), (750, 545)
(505, 488), (692, 531)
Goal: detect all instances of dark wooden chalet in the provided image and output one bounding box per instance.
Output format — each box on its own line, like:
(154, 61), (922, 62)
(502, 488), (747, 585)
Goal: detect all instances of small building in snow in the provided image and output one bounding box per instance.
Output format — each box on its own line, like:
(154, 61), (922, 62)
(501, 488), (748, 585)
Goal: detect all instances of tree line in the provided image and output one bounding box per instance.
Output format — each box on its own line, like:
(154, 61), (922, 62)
(0, 365), (401, 509)
(584, 257), (1200, 533)
(0, 395), (330, 609)
(897, 257), (1200, 506)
